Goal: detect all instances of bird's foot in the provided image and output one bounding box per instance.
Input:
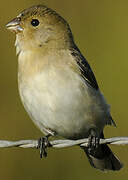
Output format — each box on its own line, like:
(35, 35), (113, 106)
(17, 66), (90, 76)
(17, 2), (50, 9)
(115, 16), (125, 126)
(87, 129), (100, 154)
(37, 135), (52, 158)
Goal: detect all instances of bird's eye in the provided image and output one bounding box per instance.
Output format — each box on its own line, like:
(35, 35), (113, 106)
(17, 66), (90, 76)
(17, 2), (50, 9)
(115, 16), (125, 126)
(31, 19), (40, 27)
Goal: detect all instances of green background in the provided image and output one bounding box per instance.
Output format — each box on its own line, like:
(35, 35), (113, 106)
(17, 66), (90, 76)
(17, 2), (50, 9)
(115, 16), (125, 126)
(1, 0), (128, 179)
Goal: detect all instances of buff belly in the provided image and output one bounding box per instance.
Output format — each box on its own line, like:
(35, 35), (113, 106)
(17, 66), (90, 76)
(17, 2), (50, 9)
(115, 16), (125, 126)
(18, 67), (109, 139)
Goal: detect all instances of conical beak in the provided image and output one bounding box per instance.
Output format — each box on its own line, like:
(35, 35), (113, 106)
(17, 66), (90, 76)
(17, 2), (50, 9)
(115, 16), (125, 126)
(6, 17), (23, 33)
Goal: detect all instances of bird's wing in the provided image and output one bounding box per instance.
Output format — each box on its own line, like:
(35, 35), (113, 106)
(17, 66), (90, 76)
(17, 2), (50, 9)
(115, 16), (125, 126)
(71, 46), (99, 90)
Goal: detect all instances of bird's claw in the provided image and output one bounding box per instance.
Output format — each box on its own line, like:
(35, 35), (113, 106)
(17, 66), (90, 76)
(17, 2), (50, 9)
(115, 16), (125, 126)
(87, 129), (100, 154)
(37, 136), (52, 158)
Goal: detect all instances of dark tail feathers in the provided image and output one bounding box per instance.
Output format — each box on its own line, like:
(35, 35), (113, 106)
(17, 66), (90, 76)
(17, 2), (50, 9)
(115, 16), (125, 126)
(83, 144), (123, 171)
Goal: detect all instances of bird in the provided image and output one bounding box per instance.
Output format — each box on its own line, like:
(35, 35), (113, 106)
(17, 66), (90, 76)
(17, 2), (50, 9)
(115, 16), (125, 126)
(6, 5), (122, 171)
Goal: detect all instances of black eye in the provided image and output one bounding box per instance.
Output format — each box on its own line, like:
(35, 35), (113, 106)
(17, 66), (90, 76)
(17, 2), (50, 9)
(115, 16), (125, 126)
(31, 19), (40, 27)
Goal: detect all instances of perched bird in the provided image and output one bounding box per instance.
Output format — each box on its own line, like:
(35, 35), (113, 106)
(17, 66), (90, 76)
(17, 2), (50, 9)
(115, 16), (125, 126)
(6, 5), (122, 171)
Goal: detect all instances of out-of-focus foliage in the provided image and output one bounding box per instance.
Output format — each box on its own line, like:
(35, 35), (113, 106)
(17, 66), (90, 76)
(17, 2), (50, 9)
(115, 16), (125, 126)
(0, 0), (128, 179)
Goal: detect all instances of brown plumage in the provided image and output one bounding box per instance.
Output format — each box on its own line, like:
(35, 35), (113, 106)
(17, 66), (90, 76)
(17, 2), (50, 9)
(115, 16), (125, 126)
(6, 5), (122, 171)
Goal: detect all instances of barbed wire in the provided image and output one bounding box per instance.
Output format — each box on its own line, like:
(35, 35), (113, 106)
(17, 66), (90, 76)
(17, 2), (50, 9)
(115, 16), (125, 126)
(0, 137), (128, 149)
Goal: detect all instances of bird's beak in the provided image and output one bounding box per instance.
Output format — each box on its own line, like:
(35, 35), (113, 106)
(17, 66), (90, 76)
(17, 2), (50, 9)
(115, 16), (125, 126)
(6, 17), (23, 33)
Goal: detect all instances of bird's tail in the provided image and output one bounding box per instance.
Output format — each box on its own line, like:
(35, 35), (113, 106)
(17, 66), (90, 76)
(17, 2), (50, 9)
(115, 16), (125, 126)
(83, 139), (123, 171)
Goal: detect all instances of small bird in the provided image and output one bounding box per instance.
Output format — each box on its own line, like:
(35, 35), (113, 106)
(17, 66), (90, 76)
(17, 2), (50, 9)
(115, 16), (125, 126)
(6, 5), (122, 171)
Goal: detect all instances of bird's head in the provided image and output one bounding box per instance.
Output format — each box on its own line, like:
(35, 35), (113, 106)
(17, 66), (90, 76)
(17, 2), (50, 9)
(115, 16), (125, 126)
(6, 5), (74, 53)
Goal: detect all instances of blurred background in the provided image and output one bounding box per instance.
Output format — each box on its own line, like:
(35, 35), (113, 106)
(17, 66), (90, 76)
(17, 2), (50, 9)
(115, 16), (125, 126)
(0, 0), (128, 179)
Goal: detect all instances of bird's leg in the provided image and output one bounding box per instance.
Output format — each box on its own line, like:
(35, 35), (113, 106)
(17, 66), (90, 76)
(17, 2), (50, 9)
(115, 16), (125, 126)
(87, 128), (100, 154)
(37, 135), (52, 158)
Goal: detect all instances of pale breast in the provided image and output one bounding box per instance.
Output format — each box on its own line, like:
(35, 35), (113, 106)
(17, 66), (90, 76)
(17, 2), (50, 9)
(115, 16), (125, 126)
(18, 62), (110, 139)
(17, 47), (111, 139)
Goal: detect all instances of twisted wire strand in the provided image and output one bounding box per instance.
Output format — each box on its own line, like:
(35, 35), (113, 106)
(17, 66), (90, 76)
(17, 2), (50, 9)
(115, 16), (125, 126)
(0, 137), (127, 149)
